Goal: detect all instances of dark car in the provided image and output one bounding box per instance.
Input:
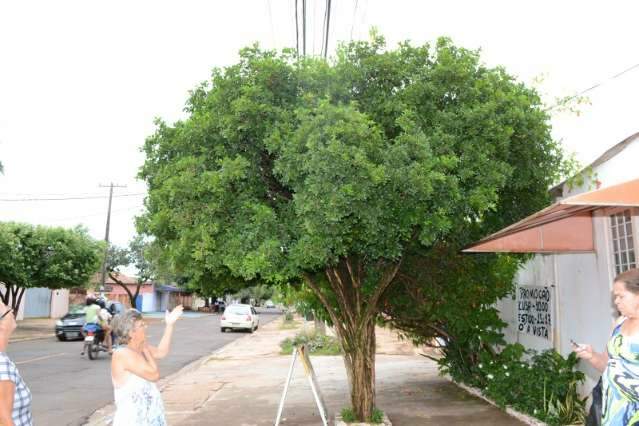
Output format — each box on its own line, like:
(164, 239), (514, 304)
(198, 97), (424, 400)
(55, 300), (126, 341)
(55, 305), (86, 341)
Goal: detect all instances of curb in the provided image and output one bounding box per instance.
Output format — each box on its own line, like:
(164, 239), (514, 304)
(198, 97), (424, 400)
(446, 376), (546, 426)
(10, 334), (55, 343)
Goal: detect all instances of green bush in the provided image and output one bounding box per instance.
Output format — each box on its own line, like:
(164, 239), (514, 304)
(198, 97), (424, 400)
(280, 330), (341, 355)
(440, 339), (586, 425)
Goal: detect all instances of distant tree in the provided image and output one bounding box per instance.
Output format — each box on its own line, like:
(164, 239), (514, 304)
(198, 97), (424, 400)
(0, 223), (102, 311)
(105, 235), (154, 307)
(138, 35), (566, 420)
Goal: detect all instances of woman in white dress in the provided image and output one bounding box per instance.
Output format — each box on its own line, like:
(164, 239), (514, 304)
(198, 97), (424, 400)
(111, 305), (183, 426)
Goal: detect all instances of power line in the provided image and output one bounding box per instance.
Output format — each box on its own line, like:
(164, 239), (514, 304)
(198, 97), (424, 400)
(547, 61), (639, 111)
(48, 203), (144, 223)
(295, 0), (300, 57)
(98, 183), (127, 294)
(323, 0), (332, 59)
(0, 193), (145, 202)
(302, 0), (307, 56)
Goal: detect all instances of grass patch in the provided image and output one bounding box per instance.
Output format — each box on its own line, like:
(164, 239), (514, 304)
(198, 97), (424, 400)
(279, 319), (302, 330)
(340, 407), (384, 424)
(280, 330), (342, 355)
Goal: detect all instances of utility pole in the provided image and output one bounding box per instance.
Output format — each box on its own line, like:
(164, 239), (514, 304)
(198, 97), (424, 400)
(98, 183), (127, 296)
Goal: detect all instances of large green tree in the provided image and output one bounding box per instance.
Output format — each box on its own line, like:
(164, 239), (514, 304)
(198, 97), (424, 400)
(138, 35), (564, 420)
(0, 223), (103, 311)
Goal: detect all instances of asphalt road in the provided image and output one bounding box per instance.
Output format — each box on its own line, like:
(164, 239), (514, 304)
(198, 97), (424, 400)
(7, 309), (281, 426)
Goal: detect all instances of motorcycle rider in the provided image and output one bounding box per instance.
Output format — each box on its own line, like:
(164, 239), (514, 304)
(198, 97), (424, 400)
(96, 298), (113, 354)
(81, 297), (102, 356)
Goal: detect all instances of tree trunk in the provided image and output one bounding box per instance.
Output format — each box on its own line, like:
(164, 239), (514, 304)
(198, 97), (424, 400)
(343, 320), (376, 420)
(14, 287), (26, 313)
(302, 257), (401, 422)
(130, 284), (142, 310)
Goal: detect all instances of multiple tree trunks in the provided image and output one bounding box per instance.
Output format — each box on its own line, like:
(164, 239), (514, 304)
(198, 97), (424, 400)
(0, 285), (26, 312)
(303, 256), (400, 421)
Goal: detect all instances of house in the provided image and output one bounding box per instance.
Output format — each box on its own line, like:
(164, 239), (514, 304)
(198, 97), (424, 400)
(5, 287), (71, 320)
(464, 131), (639, 394)
(92, 272), (194, 313)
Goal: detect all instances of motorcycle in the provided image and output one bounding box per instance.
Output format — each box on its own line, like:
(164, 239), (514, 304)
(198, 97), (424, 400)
(81, 323), (109, 360)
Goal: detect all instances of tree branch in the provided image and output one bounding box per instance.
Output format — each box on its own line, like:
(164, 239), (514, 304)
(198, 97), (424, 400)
(302, 272), (350, 341)
(361, 259), (403, 328)
(109, 272), (136, 306)
(325, 267), (357, 336)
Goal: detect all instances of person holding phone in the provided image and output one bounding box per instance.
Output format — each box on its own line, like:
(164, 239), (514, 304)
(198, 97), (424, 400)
(574, 268), (639, 425)
(0, 300), (32, 426)
(110, 305), (183, 426)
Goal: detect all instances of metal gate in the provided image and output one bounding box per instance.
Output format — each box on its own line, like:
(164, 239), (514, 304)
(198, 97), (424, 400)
(23, 288), (52, 318)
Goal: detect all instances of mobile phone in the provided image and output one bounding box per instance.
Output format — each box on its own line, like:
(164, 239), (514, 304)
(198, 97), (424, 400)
(570, 339), (581, 348)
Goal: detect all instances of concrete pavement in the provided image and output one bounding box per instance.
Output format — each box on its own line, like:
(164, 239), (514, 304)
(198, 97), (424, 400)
(86, 318), (526, 426)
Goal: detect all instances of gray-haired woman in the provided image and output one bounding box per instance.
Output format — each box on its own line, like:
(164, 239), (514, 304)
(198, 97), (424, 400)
(110, 305), (183, 426)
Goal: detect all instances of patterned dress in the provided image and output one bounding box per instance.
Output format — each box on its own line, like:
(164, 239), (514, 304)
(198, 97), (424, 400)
(603, 320), (639, 425)
(112, 352), (166, 426)
(0, 352), (32, 426)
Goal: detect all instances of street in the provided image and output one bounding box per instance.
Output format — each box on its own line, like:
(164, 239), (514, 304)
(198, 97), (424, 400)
(8, 309), (281, 426)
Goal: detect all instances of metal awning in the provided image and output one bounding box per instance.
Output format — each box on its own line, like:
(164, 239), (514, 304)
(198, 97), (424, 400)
(463, 178), (639, 253)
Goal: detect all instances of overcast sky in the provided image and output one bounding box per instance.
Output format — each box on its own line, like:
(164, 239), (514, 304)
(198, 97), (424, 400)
(0, 0), (638, 251)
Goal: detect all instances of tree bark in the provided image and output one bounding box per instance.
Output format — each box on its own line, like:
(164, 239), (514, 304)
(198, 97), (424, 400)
(302, 256), (402, 422)
(14, 287), (25, 313)
(344, 319), (376, 420)
(108, 273), (141, 308)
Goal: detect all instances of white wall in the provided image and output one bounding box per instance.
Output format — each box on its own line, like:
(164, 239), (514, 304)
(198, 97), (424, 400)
(562, 137), (639, 198)
(141, 292), (155, 313)
(50, 289), (69, 318)
(497, 136), (639, 395)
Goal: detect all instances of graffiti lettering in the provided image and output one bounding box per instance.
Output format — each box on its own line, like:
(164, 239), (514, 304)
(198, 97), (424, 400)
(517, 285), (553, 341)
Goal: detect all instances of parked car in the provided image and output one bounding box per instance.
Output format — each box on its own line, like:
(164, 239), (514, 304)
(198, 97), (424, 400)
(220, 304), (259, 333)
(55, 305), (86, 341)
(55, 300), (126, 341)
(264, 300), (276, 309)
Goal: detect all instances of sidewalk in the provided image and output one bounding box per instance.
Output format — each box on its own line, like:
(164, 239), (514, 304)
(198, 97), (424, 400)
(86, 318), (525, 426)
(11, 318), (56, 342)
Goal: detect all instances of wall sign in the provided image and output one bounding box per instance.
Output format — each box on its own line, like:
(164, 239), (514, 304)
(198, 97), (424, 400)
(517, 285), (553, 341)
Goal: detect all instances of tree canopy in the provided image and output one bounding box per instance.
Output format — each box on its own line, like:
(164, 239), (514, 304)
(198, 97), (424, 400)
(0, 222), (103, 310)
(138, 35), (566, 420)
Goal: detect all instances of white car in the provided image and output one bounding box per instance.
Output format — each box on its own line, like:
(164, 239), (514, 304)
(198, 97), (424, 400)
(220, 304), (260, 333)
(264, 300), (275, 309)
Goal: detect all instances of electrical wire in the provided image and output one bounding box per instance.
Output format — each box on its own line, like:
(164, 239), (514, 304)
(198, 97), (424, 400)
(323, 0), (332, 59)
(546, 62), (639, 111)
(295, 0), (300, 57)
(0, 193), (145, 202)
(302, 0), (307, 56)
(48, 203), (145, 223)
